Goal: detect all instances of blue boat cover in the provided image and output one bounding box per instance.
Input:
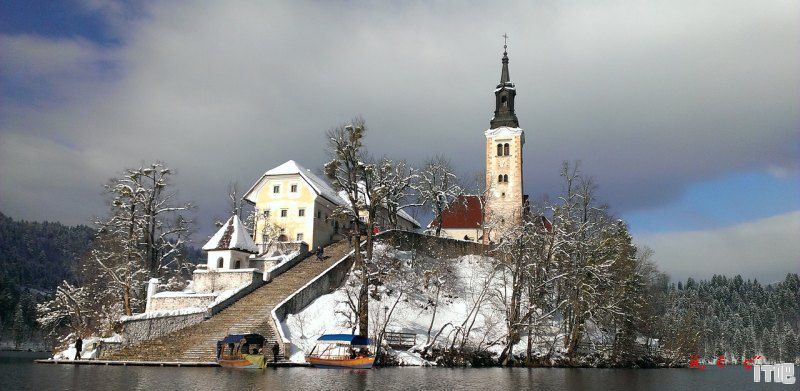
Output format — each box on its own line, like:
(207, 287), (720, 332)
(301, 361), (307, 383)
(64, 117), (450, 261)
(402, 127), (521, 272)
(317, 334), (372, 345)
(220, 334), (264, 344)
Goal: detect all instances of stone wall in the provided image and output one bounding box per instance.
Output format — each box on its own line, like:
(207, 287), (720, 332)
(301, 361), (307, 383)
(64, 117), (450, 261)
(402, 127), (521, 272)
(192, 269), (262, 293)
(147, 294), (217, 312)
(377, 230), (487, 258)
(121, 311), (206, 346)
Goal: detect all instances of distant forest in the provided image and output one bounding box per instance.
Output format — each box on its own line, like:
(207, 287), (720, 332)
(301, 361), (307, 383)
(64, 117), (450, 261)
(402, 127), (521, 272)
(0, 212), (201, 348)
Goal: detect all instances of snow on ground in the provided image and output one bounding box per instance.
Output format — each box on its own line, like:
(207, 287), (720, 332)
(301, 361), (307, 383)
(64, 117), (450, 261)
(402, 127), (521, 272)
(280, 243), (508, 365)
(52, 334), (122, 360)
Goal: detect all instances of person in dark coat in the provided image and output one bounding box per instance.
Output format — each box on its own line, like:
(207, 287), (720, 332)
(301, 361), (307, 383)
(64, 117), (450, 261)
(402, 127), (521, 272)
(272, 342), (280, 363)
(316, 246), (324, 263)
(74, 336), (83, 360)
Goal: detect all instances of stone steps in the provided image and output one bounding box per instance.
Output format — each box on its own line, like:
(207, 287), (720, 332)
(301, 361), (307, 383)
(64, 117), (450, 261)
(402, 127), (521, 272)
(106, 240), (352, 362)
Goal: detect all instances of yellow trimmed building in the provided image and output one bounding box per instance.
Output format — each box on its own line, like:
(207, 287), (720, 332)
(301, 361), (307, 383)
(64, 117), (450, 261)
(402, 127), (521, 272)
(243, 160), (420, 253)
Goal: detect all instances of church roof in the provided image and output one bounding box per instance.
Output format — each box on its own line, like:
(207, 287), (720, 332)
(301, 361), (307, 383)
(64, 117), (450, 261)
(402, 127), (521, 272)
(428, 195), (484, 229)
(202, 215), (258, 253)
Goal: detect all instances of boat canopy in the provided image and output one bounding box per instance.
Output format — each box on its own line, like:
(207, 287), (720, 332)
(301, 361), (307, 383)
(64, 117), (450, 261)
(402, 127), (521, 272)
(220, 333), (265, 344)
(316, 334), (372, 346)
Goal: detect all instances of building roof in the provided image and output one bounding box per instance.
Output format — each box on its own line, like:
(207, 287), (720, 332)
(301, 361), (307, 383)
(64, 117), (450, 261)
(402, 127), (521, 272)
(428, 195), (484, 229)
(202, 215), (258, 253)
(244, 160), (342, 205)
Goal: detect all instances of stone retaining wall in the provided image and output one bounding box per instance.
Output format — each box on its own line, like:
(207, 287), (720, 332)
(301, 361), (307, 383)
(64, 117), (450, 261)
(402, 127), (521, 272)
(148, 294), (217, 312)
(121, 311), (206, 346)
(192, 269), (262, 293)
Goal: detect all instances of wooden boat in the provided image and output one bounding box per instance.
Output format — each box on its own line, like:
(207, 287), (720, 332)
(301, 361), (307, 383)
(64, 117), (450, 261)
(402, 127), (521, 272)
(306, 334), (375, 369)
(216, 333), (267, 369)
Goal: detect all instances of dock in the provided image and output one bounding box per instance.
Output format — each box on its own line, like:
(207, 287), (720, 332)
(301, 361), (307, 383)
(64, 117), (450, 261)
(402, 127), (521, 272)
(34, 359), (310, 368)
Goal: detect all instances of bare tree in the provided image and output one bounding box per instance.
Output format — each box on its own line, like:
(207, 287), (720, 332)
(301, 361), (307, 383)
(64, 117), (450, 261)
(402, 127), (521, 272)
(324, 117), (371, 336)
(417, 156), (464, 237)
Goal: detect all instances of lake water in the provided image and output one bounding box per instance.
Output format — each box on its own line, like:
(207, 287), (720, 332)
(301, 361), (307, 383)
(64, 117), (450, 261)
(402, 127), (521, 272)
(0, 351), (788, 390)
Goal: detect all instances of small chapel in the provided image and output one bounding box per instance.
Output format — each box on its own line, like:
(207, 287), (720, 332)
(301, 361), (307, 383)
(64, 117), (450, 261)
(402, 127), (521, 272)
(431, 42), (529, 243)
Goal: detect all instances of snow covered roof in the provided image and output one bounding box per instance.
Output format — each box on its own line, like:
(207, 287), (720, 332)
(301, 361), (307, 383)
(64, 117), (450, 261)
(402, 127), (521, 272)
(485, 126), (524, 137)
(202, 215), (258, 254)
(243, 160), (343, 206)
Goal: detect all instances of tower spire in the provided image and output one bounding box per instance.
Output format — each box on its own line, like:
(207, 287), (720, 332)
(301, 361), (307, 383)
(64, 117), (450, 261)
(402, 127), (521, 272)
(490, 34), (519, 129)
(500, 33), (510, 85)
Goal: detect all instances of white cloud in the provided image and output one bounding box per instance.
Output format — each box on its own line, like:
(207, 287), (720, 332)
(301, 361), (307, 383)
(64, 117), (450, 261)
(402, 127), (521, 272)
(636, 210), (800, 283)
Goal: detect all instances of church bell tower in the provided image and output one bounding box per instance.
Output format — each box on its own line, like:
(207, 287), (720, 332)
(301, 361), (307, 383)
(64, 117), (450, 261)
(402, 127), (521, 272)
(484, 39), (525, 242)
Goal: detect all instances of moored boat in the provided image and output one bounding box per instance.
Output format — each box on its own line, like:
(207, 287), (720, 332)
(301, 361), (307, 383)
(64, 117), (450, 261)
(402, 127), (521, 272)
(216, 333), (266, 369)
(306, 334), (375, 369)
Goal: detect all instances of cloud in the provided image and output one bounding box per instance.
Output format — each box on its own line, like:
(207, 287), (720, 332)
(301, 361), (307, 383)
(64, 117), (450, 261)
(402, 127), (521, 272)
(0, 0), (798, 238)
(636, 210), (800, 283)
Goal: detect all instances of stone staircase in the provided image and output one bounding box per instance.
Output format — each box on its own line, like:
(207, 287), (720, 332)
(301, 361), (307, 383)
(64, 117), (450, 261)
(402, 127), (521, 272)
(106, 240), (353, 363)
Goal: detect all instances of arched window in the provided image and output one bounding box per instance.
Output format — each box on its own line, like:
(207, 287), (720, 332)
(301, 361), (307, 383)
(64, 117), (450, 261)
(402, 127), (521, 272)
(503, 174), (508, 182)
(504, 143), (510, 156)
(497, 144), (503, 156)
(501, 95), (508, 107)
(498, 175), (503, 183)
(234, 260), (241, 269)
(217, 257), (223, 269)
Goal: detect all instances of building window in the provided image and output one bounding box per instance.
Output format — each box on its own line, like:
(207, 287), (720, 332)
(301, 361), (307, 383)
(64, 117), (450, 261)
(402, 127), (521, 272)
(498, 174), (503, 183)
(317, 211), (321, 218)
(280, 209), (288, 217)
(298, 208), (305, 217)
(217, 257), (223, 268)
(504, 143), (510, 156)
(263, 210), (270, 218)
(501, 95), (508, 107)
(497, 144), (503, 156)
(290, 184), (298, 192)
(296, 233), (304, 241)
(273, 185), (280, 193)
(234, 260), (241, 269)
(503, 174), (508, 182)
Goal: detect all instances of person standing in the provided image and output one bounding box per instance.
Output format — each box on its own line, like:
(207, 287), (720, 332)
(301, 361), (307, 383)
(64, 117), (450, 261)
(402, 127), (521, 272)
(315, 246), (324, 263)
(272, 342), (280, 364)
(74, 336), (83, 360)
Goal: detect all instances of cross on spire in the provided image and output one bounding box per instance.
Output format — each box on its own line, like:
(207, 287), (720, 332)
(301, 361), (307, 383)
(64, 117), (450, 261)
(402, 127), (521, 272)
(502, 33), (509, 53)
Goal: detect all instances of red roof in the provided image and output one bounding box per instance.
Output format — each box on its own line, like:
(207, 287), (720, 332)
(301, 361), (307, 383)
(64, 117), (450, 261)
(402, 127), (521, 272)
(429, 195), (484, 229)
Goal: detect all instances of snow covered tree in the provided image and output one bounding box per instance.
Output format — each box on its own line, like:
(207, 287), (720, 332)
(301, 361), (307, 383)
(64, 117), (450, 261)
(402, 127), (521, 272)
(376, 159), (419, 229)
(324, 117), (371, 336)
(37, 281), (92, 338)
(87, 162), (194, 316)
(417, 156), (463, 237)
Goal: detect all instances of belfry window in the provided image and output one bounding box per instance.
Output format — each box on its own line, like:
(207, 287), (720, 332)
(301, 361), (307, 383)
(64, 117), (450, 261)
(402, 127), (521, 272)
(497, 144), (503, 156)
(503, 174), (508, 182)
(501, 95), (508, 107)
(498, 175), (503, 183)
(504, 143), (510, 156)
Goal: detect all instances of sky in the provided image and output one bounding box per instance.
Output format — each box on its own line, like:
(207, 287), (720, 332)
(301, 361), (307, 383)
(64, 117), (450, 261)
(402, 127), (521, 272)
(0, 0), (797, 283)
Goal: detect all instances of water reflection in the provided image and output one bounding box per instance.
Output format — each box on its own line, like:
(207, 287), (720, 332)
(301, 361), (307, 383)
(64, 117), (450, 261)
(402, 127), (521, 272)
(0, 352), (767, 391)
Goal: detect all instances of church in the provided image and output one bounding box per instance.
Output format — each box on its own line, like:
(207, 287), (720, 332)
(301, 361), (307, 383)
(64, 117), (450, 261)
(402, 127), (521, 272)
(432, 43), (529, 243)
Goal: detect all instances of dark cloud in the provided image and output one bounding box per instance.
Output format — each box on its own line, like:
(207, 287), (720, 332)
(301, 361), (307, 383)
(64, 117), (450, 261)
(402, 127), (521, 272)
(1, 0), (798, 243)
